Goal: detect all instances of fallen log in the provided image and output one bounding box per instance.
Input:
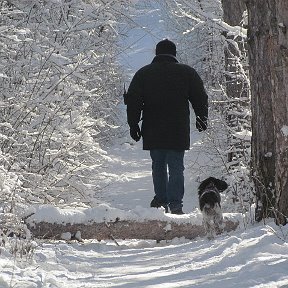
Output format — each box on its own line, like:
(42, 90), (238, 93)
(24, 204), (241, 241)
(26, 218), (239, 241)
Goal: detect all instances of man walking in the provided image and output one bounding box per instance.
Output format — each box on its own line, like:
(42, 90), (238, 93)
(125, 39), (208, 214)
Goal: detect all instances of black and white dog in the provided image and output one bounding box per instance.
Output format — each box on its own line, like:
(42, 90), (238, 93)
(198, 177), (228, 238)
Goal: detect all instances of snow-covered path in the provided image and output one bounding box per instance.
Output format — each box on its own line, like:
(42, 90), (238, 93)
(2, 1), (288, 287)
(1, 118), (288, 288)
(2, 223), (288, 288)
(99, 128), (208, 213)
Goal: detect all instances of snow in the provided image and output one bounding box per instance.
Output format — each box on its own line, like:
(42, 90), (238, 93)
(24, 132), (241, 228)
(281, 125), (288, 137)
(232, 130), (252, 141)
(1, 223), (288, 287)
(1, 2), (288, 288)
(264, 152), (273, 158)
(1, 130), (288, 287)
(26, 203), (205, 226)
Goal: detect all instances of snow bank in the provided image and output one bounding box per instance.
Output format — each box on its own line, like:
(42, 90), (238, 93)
(1, 221), (287, 288)
(26, 204), (201, 225)
(25, 204), (243, 227)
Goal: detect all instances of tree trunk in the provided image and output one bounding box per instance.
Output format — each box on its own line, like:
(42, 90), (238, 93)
(25, 218), (239, 241)
(222, 0), (246, 26)
(246, 0), (276, 220)
(247, 0), (288, 224)
(272, 1), (288, 225)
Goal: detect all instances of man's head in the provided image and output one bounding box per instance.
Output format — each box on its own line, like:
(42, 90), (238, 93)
(155, 39), (176, 56)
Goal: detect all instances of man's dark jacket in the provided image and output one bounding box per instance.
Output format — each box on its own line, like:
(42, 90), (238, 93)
(126, 55), (208, 150)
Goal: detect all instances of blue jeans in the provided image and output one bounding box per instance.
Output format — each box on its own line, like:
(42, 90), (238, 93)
(150, 149), (185, 212)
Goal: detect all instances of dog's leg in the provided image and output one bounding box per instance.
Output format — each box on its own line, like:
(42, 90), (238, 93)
(202, 214), (210, 238)
(214, 205), (224, 234)
(203, 214), (215, 240)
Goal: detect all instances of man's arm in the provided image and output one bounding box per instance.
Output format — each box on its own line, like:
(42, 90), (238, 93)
(126, 72), (143, 141)
(189, 70), (208, 131)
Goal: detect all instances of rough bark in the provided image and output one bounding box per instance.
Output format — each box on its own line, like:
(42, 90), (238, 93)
(247, 0), (288, 224)
(26, 219), (239, 241)
(222, 0), (246, 26)
(246, 0), (276, 220)
(272, 1), (288, 224)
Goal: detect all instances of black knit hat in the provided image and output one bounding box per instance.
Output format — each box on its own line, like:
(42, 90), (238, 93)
(155, 39), (176, 56)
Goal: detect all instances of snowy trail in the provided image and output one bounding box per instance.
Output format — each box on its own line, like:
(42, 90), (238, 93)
(2, 224), (288, 288)
(1, 126), (288, 288)
(99, 128), (208, 213)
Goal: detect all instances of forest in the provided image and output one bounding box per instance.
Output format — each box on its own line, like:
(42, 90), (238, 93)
(0, 0), (288, 287)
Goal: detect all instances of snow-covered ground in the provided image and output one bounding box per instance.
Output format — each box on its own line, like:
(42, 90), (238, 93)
(97, 131), (206, 213)
(1, 4), (288, 287)
(1, 127), (288, 288)
(2, 223), (288, 288)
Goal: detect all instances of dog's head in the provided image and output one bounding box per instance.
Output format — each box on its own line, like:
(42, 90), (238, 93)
(198, 177), (228, 195)
(198, 177), (228, 212)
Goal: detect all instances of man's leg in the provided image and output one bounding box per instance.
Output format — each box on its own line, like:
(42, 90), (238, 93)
(166, 150), (185, 214)
(150, 150), (168, 210)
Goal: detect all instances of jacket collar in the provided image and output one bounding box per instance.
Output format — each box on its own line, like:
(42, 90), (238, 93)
(152, 54), (179, 63)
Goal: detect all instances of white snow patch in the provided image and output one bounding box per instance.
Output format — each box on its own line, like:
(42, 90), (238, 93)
(0, 73), (8, 78)
(232, 130), (252, 141)
(264, 152), (273, 158)
(61, 232), (72, 241)
(164, 223), (172, 231)
(281, 125), (288, 137)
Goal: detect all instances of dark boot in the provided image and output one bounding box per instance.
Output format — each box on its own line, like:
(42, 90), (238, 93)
(170, 208), (185, 215)
(150, 198), (169, 213)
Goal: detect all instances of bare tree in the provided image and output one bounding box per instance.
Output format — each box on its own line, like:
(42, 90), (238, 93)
(0, 0), (128, 206)
(221, 0), (250, 162)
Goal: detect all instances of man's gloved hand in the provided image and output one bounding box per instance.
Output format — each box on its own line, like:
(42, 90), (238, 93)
(130, 124), (141, 141)
(196, 117), (207, 132)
